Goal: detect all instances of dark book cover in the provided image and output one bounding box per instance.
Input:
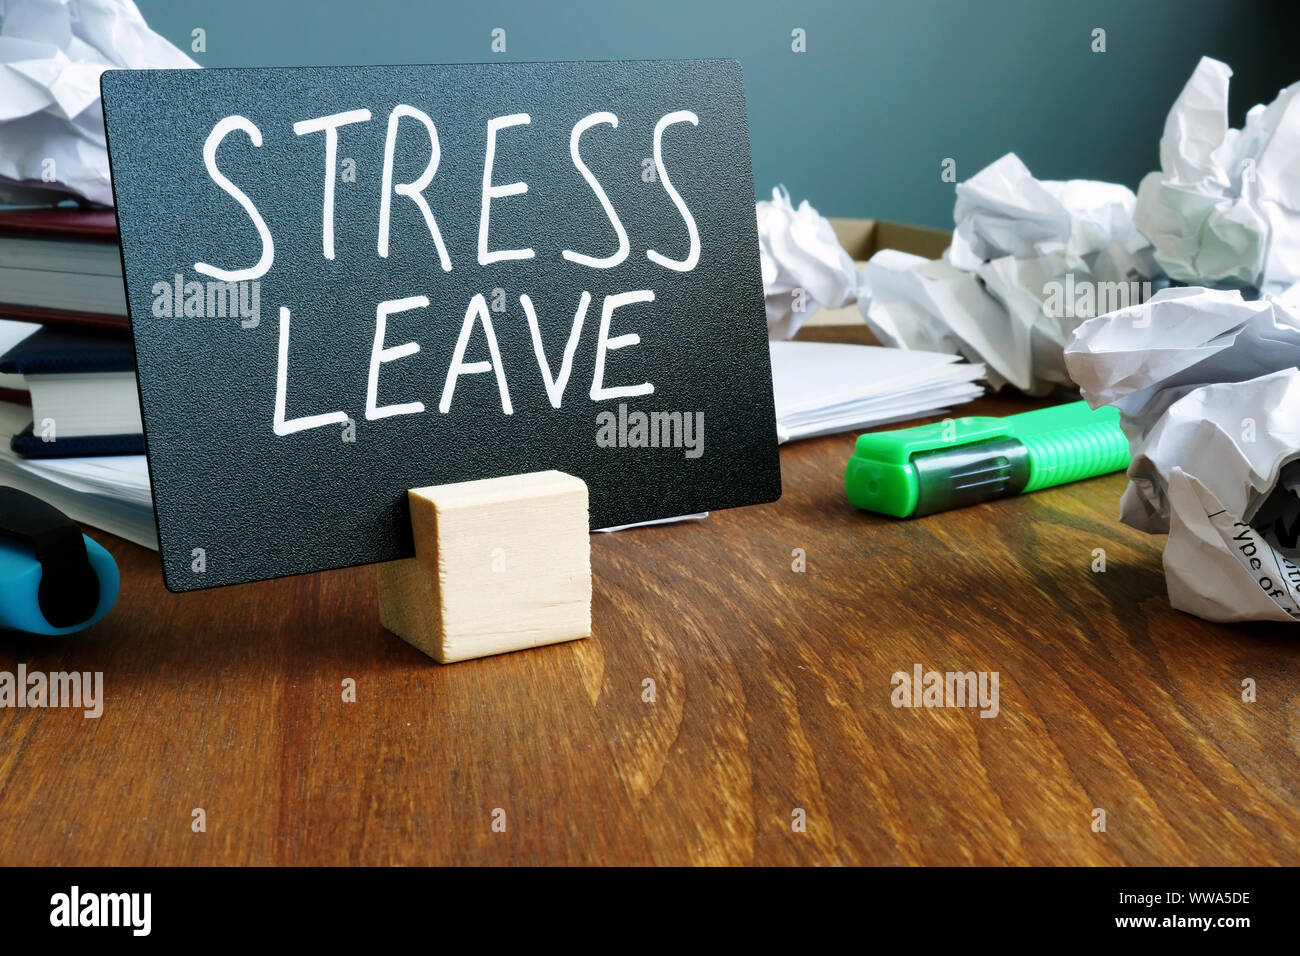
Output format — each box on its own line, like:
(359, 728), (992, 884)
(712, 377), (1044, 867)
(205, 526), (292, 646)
(9, 423), (144, 458)
(0, 326), (136, 375)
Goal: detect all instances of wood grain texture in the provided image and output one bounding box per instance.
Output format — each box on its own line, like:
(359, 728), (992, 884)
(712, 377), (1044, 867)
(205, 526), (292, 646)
(1, 327), (1298, 866)
(377, 471), (591, 662)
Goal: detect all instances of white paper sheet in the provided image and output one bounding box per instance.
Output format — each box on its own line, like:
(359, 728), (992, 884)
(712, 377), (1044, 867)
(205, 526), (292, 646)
(0, 0), (197, 206)
(768, 339), (984, 442)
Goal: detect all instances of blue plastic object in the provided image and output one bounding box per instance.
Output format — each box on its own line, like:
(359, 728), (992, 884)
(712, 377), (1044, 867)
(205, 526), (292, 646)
(0, 533), (119, 635)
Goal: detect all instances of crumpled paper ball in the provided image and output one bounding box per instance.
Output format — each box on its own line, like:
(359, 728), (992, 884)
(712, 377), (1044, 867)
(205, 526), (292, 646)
(948, 153), (1158, 279)
(0, 0), (197, 206)
(756, 186), (858, 339)
(859, 153), (1161, 395)
(1136, 56), (1300, 295)
(1065, 285), (1300, 623)
(858, 248), (1023, 386)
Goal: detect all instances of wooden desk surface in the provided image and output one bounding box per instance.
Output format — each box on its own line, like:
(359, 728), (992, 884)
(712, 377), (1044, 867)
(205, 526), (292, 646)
(2, 328), (1298, 866)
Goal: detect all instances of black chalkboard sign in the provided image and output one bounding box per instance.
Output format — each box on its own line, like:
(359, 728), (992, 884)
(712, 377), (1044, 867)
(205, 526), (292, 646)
(101, 60), (779, 591)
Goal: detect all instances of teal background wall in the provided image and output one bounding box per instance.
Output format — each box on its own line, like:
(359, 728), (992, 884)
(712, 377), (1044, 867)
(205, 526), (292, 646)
(134, 0), (1298, 228)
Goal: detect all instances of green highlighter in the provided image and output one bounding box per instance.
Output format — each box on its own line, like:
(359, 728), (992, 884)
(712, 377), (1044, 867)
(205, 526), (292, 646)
(845, 401), (1130, 518)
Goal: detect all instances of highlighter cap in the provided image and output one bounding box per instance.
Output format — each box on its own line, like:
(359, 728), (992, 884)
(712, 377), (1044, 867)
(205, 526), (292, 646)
(845, 414), (1013, 517)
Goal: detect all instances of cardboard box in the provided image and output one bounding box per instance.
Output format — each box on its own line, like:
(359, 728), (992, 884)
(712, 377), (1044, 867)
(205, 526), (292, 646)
(802, 217), (951, 326)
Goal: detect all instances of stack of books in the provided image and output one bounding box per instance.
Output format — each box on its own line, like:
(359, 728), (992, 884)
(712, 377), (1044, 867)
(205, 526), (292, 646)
(0, 207), (155, 548)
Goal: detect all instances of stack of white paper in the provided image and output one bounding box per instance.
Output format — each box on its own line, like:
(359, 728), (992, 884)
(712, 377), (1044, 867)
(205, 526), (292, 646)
(0, 401), (156, 548)
(769, 340), (984, 443)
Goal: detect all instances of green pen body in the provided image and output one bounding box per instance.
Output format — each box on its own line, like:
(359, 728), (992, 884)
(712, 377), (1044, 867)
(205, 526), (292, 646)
(845, 401), (1130, 518)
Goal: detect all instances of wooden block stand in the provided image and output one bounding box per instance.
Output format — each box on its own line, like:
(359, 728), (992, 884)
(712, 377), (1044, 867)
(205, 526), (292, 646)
(377, 471), (592, 663)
